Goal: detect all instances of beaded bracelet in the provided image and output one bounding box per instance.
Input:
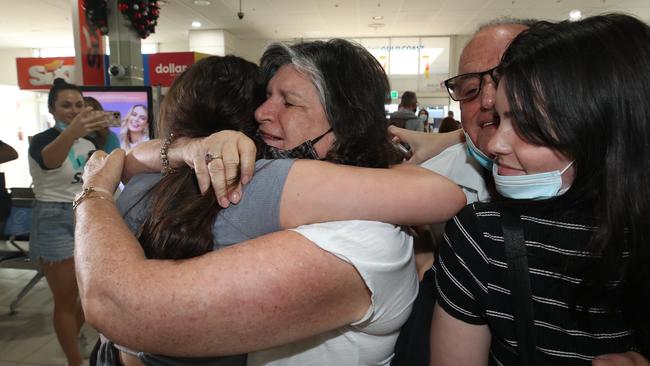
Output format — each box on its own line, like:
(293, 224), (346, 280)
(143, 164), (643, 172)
(161, 133), (176, 176)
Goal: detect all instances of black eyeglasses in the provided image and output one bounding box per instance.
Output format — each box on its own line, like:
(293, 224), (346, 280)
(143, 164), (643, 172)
(443, 66), (500, 102)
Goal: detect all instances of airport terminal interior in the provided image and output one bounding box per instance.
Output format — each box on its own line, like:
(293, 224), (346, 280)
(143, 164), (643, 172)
(1, 0), (650, 365)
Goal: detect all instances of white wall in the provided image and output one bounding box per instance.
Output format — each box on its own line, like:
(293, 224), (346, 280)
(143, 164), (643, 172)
(157, 41), (189, 53)
(227, 38), (269, 64)
(0, 48), (34, 86)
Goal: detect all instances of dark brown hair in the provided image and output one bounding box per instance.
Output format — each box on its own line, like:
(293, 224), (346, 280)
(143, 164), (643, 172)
(136, 56), (264, 259)
(48, 78), (82, 110)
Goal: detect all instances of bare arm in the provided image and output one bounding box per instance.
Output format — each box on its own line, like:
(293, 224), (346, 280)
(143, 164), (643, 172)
(76, 151), (369, 356)
(389, 126), (464, 165)
(429, 303), (491, 366)
(279, 160), (466, 228)
(122, 131), (256, 208)
(0, 141), (18, 164)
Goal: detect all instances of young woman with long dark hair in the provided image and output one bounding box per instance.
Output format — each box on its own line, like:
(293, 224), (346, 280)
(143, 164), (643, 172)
(430, 14), (650, 365)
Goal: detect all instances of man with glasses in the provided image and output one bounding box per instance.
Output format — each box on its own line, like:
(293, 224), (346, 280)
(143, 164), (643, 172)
(391, 20), (530, 204)
(391, 18), (650, 366)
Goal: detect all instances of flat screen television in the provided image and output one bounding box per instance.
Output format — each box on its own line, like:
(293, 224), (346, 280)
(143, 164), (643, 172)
(80, 86), (154, 150)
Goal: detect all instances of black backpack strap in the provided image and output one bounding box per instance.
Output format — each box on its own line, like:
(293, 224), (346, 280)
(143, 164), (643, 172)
(501, 207), (538, 366)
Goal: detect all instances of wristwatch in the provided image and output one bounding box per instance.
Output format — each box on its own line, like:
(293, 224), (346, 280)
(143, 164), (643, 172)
(73, 186), (113, 210)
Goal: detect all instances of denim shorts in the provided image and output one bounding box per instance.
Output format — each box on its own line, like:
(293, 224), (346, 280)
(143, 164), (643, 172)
(30, 200), (75, 263)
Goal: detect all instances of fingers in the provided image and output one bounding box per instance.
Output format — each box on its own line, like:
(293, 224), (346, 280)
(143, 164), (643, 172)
(592, 352), (650, 366)
(207, 157), (230, 208)
(82, 149), (125, 193)
(388, 125), (408, 140)
(221, 140), (242, 188)
(194, 153), (211, 194)
(238, 138), (257, 186)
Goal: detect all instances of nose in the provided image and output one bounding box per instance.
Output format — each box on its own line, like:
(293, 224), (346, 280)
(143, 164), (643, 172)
(72, 104), (83, 116)
(486, 125), (510, 158)
(254, 98), (275, 125)
(480, 75), (497, 110)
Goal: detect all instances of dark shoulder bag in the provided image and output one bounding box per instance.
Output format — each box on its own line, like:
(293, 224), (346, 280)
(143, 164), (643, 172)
(501, 207), (540, 366)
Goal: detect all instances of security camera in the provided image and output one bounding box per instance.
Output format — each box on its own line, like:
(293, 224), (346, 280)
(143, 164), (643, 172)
(237, 11), (244, 20)
(108, 64), (126, 78)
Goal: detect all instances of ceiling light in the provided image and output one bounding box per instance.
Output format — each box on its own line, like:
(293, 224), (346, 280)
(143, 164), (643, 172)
(193, 0), (211, 6)
(569, 9), (582, 21)
(372, 15), (384, 20)
(192, 21), (202, 28)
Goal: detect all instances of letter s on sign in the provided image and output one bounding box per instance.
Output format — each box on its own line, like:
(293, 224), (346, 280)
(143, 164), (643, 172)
(28, 65), (51, 86)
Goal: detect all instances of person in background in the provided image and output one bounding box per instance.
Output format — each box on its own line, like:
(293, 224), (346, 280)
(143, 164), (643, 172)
(83, 96), (120, 153)
(27, 78), (108, 366)
(431, 14), (650, 364)
(0, 140), (18, 164)
(0, 140), (18, 222)
(119, 104), (149, 150)
(437, 110), (460, 133)
(390, 91), (423, 131)
(418, 109), (431, 132)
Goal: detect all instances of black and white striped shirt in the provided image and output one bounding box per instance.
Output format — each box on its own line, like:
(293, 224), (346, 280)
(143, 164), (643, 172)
(433, 202), (638, 365)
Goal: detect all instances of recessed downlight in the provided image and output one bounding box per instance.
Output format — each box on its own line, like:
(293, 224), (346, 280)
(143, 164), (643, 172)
(192, 21), (202, 28)
(569, 9), (582, 21)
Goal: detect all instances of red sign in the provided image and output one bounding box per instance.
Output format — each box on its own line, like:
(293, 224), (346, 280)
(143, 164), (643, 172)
(148, 52), (197, 86)
(16, 57), (76, 90)
(76, 0), (105, 85)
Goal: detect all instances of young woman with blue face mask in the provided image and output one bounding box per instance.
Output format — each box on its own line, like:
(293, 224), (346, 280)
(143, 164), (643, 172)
(429, 14), (650, 365)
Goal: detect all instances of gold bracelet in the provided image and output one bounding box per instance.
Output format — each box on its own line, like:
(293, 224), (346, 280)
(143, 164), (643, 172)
(72, 187), (114, 211)
(161, 133), (176, 176)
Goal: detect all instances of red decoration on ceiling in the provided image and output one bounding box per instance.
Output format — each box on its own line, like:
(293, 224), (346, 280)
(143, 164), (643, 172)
(83, 0), (160, 39)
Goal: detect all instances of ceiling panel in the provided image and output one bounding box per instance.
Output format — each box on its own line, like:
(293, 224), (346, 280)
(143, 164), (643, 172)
(1, 0), (650, 49)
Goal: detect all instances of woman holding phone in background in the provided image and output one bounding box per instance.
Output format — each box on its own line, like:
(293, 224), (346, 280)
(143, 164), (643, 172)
(28, 78), (110, 366)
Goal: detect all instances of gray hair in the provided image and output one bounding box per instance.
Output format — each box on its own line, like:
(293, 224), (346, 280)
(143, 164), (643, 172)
(260, 42), (330, 122)
(476, 17), (539, 34)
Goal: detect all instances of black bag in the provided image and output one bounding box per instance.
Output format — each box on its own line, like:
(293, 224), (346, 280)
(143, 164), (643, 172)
(391, 268), (435, 366)
(501, 207), (540, 365)
(0, 173), (11, 223)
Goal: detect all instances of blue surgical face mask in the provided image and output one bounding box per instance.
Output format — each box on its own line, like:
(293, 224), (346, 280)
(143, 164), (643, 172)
(54, 120), (68, 131)
(464, 132), (493, 170)
(493, 161), (574, 200)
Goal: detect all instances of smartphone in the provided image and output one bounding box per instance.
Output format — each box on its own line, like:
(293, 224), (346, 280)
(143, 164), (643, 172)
(393, 141), (412, 160)
(105, 111), (122, 127)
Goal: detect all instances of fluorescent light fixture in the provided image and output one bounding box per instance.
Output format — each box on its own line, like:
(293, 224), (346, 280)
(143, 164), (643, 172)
(192, 21), (202, 28)
(193, 0), (211, 5)
(372, 15), (384, 20)
(569, 9), (582, 21)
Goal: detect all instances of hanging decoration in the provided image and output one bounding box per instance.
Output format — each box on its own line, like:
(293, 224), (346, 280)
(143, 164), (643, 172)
(84, 0), (160, 39)
(118, 0), (160, 39)
(84, 0), (109, 35)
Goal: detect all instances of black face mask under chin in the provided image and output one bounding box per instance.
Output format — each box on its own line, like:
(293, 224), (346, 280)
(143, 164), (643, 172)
(261, 128), (332, 160)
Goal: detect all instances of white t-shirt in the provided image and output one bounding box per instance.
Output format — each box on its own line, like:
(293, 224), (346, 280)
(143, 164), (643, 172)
(28, 128), (98, 202)
(420, 142), (490, 204)
(247, 220), (418, 366)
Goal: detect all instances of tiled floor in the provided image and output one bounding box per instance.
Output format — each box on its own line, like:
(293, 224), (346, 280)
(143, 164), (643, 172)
(0, 241), (97, 366)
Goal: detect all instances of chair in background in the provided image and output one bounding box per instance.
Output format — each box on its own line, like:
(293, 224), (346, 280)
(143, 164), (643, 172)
(0, 187), (43, 315)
